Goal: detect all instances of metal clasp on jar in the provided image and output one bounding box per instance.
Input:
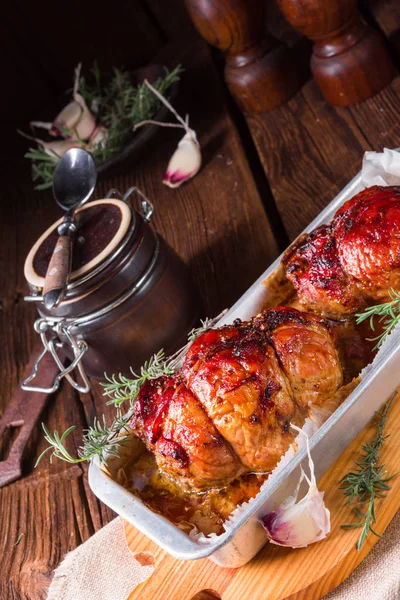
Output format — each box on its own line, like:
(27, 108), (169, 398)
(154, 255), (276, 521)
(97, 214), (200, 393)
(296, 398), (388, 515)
(105, 186), (154, 221)
(21, 318), (90, 394)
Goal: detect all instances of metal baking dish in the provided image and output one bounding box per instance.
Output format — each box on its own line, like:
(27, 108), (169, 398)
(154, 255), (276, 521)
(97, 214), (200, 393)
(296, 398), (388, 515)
(89, 167), (400, 568)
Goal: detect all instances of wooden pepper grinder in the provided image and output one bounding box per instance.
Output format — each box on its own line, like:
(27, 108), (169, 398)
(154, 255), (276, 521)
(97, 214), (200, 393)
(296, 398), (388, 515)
(185, 0), (303, 114)
(276, 0), (396, 106)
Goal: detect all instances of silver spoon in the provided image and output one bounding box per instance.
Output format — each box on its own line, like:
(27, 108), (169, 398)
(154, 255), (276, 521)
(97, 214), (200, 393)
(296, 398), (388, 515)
(43, 148), (97, 310)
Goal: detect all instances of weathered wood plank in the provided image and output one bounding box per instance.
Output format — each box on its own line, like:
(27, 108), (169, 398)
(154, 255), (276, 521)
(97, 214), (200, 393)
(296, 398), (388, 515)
(346, 76), (400, 150)
(246, 80), (370, 239)
(0, 475), (97, 600)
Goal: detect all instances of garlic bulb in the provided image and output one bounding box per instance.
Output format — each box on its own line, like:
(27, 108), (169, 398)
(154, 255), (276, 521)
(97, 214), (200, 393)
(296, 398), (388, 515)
(50, 63), (96, 141)
(260, 425), (330, 548)
(72, 93), (97, 140)
(40, 139), (84, 157)
(88, 125), (108, 149)
(17, 128), (83, 158)
(163, 130), (201, 188)
(50, 96), (96, 141)
(50, 100), (83, 137)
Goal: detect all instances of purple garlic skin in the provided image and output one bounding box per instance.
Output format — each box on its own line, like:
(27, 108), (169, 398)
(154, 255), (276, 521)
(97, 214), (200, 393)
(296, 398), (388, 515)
(260, 425), (331, 549)
(163, 131), (201, 188)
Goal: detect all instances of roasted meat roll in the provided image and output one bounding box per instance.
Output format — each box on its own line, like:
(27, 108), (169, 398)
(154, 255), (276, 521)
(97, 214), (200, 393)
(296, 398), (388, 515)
(283, 186), (400, 317)
(130, 308), (343, 491)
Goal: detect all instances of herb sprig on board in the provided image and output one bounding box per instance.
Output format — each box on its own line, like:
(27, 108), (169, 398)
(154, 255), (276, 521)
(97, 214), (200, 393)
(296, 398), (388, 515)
(35, 318), (217, 466)
(25, 63), (182, 190)
(340, 394), (397, 550)
(356, 289), (400, 350)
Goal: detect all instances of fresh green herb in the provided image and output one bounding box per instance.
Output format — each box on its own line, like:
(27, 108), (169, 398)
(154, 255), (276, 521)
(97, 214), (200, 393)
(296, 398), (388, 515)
(24, 63), (182, 189)
(340, 395), (397, 550)
(188, 317), (215, 342)
(35, 412), (131, 466)
(36, 316), (218, 466)
(14, 533), (24, 547)
(356, 289), (400, 350)
(102, 318), (216, 408)
(25, 149), (61, 190)
(102, 350), (176, 408)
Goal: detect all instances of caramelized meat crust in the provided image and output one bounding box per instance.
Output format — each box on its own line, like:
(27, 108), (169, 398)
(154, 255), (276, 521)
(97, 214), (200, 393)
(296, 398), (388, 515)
(183, 325), (298, 472)
(284, 186), (400, 315)
(283, 225), (364, 317)
(131, 308), (344, 491)
(253, 307), (343, 408)
(333, 185), (400, 298)
(131, 377), (241, 489)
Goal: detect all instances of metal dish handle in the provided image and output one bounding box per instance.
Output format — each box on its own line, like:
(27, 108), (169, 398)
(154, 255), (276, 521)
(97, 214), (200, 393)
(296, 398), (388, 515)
(105, 186), (154, 222)
(21, 318), (90, 394)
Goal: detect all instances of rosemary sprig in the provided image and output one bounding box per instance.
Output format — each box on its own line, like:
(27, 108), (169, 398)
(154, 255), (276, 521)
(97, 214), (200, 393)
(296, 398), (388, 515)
(102, 317), (216, 408)
(25, 149), (60, 190)
(36, 316), (219, 466)
(102, 350), (176, 408)
(188, 317), (215, 342)
(340, 395), (397, 550)
(35, 411), (131, 466)
(356, 289), (400, 350)
(24, 64), (182, 189)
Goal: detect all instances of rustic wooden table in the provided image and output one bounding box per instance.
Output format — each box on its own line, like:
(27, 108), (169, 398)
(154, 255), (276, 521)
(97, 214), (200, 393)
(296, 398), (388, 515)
(1, 1), (400, 598)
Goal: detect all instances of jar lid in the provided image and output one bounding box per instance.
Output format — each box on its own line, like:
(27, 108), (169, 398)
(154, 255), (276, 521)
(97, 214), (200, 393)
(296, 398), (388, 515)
(24, 199), (132, 289)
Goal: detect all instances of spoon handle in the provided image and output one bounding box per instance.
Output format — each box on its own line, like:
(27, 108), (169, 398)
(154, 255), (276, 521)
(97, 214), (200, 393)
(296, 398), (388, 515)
(43, 230), (73, 309)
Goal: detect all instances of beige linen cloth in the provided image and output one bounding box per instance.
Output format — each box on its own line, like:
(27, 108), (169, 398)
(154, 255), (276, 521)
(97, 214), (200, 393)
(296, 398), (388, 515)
(46, 517), (154, 600)
(47, 511), (400, 600)
(324, 509), (400, 600)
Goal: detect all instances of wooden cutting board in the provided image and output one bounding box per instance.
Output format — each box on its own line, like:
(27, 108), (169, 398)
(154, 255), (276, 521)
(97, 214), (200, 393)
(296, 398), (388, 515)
(125, 391), (400, 600)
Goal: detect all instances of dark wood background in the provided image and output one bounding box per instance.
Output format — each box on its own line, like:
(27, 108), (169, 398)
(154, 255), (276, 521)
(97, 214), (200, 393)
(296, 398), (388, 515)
(1, 1), (400, 598)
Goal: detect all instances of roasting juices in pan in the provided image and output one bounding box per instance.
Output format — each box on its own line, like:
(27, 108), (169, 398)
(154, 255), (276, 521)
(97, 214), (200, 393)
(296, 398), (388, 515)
(106, 185), (399, 537)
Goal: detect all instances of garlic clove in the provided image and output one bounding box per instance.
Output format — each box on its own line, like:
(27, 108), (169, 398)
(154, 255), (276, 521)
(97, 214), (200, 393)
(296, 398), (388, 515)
(88, 125), (108, 149)
(50, 62), (96, 141)
(261, 471), (330, 548)
(39, 139), (85, 158)
(50, 100), (83, 137)
(260, 425), (330, 548)
(73, 93), (97, 141)
(163, 130), (201, 188)
(50, 96), (97, 142)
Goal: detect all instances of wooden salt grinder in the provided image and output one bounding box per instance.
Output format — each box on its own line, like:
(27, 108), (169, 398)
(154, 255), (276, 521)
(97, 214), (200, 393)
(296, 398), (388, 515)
(276, 0), (396, 106)
(185, 0), (303, 114)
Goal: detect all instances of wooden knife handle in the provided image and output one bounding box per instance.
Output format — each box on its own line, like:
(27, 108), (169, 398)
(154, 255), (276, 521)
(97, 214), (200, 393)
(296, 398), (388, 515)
(43, 233), (72, 309)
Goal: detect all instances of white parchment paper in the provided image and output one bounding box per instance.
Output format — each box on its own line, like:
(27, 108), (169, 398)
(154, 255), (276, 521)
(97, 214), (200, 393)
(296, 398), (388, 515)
(362, 148), (400, 186)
